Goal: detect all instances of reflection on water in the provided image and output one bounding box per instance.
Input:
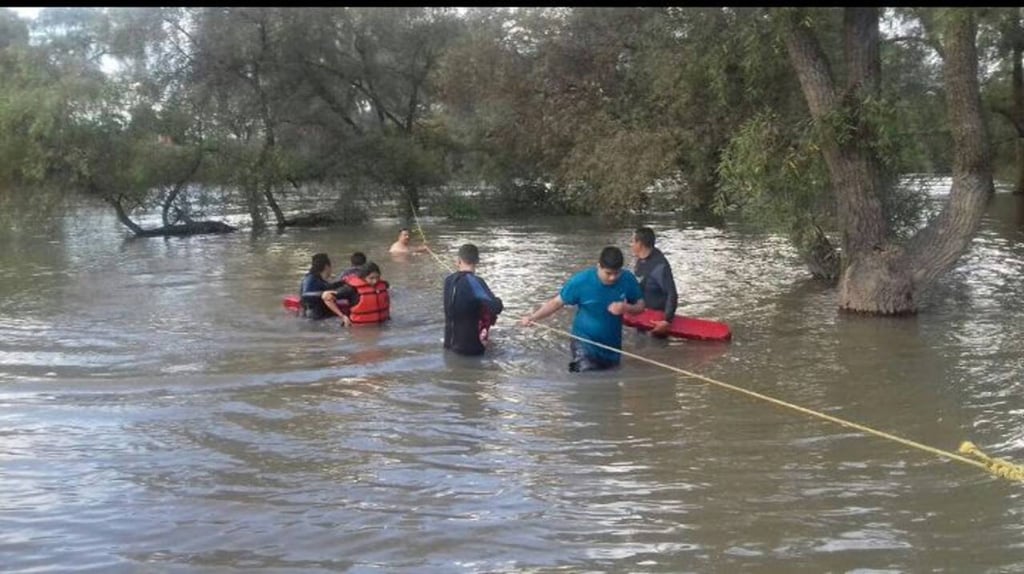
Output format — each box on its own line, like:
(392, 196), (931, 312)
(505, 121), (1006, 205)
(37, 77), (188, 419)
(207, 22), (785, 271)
(1, 191), (1024, 571)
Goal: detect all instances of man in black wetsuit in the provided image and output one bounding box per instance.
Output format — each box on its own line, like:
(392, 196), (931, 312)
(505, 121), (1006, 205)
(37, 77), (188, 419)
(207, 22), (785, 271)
(443, 244), (504, 356)
(630, 227), (679, 336)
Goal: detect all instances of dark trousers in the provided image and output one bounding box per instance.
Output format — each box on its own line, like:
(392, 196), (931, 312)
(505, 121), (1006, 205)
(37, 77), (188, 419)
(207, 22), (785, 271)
(569, 340), (618, 373)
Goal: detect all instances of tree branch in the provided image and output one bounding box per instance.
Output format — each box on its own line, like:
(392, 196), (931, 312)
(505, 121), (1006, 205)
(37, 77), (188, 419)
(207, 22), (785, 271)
(780, 9), (839, 118)
(991, 104), (1024, 136)
(909, 9), (993, 287)
(885, 34), (942, 56)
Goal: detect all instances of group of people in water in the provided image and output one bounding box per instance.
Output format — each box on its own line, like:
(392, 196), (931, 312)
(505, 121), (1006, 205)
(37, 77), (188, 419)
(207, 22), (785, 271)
(298, 252), (389, 327)
(297, 226), (679, 372)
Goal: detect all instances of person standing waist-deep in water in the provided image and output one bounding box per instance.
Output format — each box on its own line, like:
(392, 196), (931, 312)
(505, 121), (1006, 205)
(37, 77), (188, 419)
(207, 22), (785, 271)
(630, 226), (679, 337)
(443, 243), (504, 356)
(519, 246), (644, 372)
(389, 228), (429, 255)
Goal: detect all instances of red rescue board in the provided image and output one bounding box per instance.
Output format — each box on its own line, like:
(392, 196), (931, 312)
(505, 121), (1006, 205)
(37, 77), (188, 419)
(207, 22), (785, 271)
(623, 309), (731, 342)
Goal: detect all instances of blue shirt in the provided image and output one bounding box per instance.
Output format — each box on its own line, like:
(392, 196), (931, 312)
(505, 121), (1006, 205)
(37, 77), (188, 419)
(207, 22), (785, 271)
(559, 267), (642, 364)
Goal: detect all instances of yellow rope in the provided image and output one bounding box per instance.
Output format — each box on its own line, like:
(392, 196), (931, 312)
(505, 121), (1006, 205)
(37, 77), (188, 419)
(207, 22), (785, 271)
(526, 321), (1024, 483)
(959, 441), (1024, 482)
(409, 205), (1024, 484)
(409, 201), (453, 273)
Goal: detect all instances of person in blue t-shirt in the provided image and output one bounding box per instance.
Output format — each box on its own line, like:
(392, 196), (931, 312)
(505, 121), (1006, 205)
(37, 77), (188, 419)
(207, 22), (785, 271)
(519, 246), (645, 372)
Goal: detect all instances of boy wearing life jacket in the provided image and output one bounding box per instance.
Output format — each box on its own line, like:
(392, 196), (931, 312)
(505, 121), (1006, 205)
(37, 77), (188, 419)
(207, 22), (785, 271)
(324, 262), (391, 326)
(443, 244), (504, 356)
(519, 246), (645, 372)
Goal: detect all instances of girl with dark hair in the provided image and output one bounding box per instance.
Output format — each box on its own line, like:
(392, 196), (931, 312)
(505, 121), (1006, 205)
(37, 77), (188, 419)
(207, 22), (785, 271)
(299, 253), (351, 325)
(329, 262), (391, 325)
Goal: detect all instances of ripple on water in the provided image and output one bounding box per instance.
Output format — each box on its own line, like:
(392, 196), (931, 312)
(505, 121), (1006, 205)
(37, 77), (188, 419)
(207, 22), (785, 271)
(2, 190), (1024, 571)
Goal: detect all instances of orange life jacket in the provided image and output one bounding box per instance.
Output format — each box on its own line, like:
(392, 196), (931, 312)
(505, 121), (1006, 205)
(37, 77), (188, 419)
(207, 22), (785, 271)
(344, 276), (391, 325)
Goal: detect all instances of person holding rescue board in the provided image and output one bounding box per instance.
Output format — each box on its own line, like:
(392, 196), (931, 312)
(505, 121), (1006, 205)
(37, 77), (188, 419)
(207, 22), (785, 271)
(624, 227), (732, 341)
(629, 227), (678, 337)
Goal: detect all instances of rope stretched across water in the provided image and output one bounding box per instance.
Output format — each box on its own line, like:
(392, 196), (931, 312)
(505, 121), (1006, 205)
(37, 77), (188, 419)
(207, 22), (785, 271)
(529, 322), (1023, 483)
(407, 204), (1024, 483)
(409, 203), (453, 273)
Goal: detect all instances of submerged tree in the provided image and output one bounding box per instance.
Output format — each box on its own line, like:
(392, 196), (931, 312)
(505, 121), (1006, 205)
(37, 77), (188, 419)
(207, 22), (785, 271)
(0, 8), (235, 237)
(292, 7), (463, 219)
(439, 8), (789, 216)
(717, 9), (956, 284)
(778, 8), (992, 313)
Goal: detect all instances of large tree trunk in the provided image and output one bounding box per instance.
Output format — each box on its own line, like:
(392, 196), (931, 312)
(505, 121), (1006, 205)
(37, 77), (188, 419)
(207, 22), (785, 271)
(263, 182), (286, 227)
(258, 125), (286, 228)
(403, 183), (420, 218)
(246, 182), (266, 232)
(1016, 138), (1024, 195)
(784, 8), (908, 312)
(783, 8), (992, 314)
(907, 10), (994, 287)
(258, 124), (287, 228)
(1012, 14), (1024, 195)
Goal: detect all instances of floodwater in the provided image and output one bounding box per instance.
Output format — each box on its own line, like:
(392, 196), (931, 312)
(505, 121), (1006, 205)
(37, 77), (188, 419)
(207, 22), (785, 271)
(2, 187), (1023, 572)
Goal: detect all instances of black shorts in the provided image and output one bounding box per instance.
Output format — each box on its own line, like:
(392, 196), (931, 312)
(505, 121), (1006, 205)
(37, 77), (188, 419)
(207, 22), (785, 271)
(568, 340), (619, 373)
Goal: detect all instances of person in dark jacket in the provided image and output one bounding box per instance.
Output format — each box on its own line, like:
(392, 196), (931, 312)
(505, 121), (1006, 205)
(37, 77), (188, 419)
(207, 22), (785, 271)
(299, 253), (351, 325)
(629, 227), (679, 336)
(443, 244), (504, 356)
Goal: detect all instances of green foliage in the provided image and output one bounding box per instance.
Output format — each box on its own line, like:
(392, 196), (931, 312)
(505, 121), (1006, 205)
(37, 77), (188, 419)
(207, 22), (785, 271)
(715, 6), (958, 279)
(716, 110), (833, 234)
(0, 6), (997, 239)
(436, 8), (821, 216)
(976, 8), (1024, 185)
(717, 56), (931, 245)
(559, 122), (676, 214)
(353, 131), (448, 191)
(432, 191), (480, 220)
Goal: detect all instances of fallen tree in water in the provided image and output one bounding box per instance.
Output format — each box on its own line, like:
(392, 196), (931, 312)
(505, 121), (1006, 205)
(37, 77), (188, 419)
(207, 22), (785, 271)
(108, 194), (236, 237)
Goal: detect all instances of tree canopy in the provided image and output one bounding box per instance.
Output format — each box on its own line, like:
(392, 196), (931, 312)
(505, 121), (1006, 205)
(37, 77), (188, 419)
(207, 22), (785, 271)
(0, 7), (1010, 312)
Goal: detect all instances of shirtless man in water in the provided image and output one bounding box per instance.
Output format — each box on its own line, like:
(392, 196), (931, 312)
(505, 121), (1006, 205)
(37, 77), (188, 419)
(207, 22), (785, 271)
(389, 228), (429, 255)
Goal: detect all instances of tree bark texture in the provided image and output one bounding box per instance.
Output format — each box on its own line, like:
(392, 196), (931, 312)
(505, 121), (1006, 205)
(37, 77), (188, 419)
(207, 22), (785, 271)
(1012, 16), (1024, 194)
(783, 8), (993, 313)
(907, 10), (993, 289)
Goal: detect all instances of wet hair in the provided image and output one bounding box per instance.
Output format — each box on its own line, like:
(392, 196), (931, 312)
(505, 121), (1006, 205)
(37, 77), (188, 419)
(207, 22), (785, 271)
(309, 252), (331, 275)
(357, 261), (381, 278)
(351, 251), (367, 266)
(399, 228), (411, 235)
(634, 227), (656, 249)
(458, 243), (479, 265)
(598, 246), (624, 270)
